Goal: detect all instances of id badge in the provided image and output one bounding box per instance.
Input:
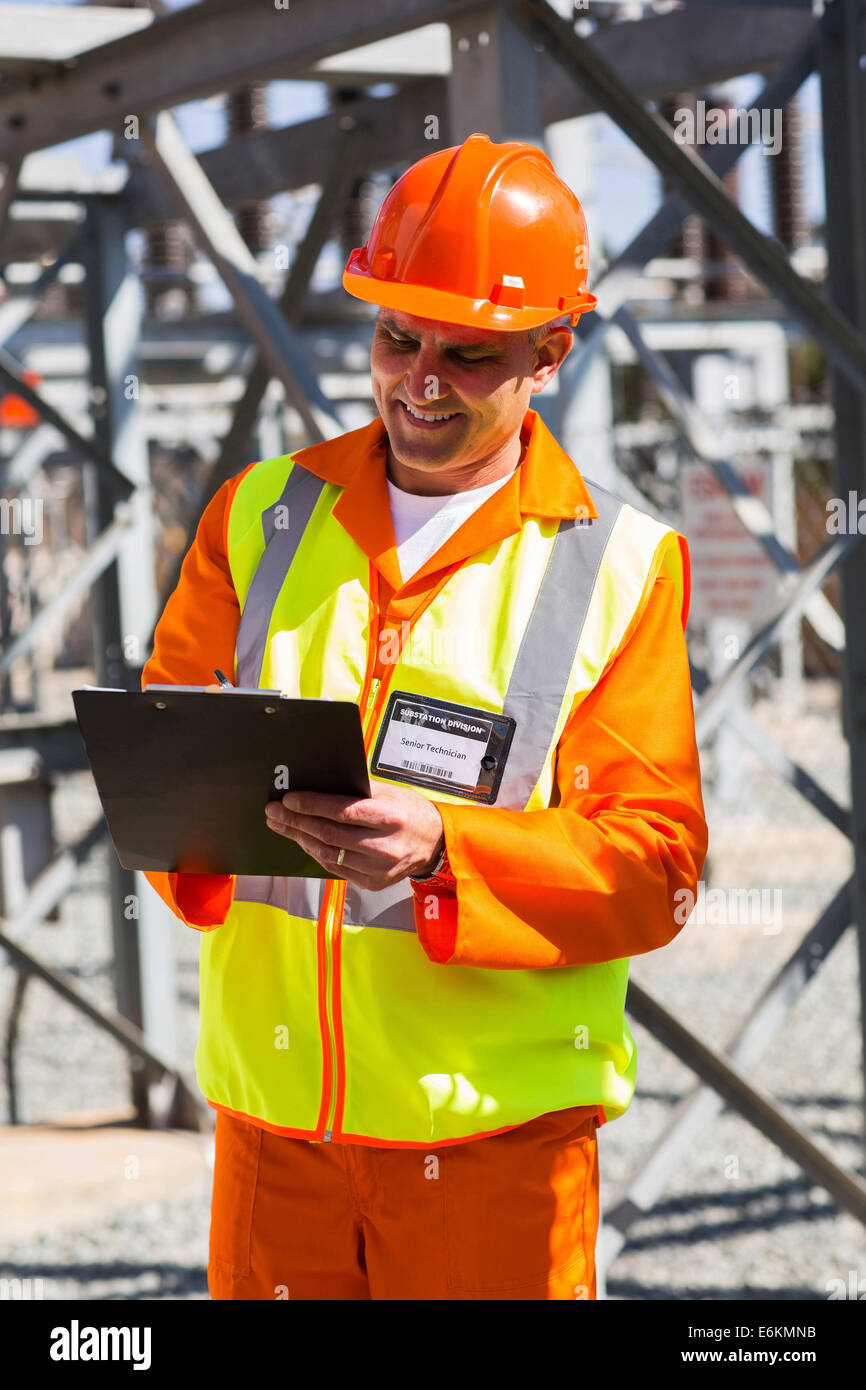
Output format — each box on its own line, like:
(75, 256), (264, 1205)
(370, 691), (516, 804)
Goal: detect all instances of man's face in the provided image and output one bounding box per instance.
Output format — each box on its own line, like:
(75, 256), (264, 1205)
(370, 309), (570, 488)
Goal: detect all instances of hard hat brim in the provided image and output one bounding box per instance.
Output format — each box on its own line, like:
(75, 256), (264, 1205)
(342, 268), (597, 333)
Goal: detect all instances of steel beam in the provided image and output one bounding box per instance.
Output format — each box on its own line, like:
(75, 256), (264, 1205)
(606, 879), (854, 1257)
(522, 0), (866, 400)
(2, 812), (107, 944)
(818, 0), (866, 1160)
(694, 531), (861, 745)
(79, 197), (154, 1125)
(561, 34), (817, 407)
(148, 128), (358, 641)
(601, 460), (851, 836)
(0, 720), (90, 775)
(0, 425), (64, 492)
(116, 12), (815, 233)
(0, 924), (205, 1131)
(0, 344), (132, 495)
(0, 225), (88, 346)
(82, 198), (159, 670)
(137, 110), (342, 445)
(0, 510), (131, 679)
(0, 3), (814, 197)
(623, 983), (866, 1226)
(449, 7), (544, 143)
(0, 0), (490, 163)
(613, 304), (844, 652)
(690, 664), (851, 838)
(126, 81), (447, 230)
(620, 897), (866, 1236)
(0, 157), (22, 259)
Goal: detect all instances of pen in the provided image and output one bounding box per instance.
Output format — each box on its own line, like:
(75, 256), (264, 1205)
(214, 668), (233, 689)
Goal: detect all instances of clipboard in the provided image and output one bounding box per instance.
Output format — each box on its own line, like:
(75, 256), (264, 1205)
(71, 685), (371, 877)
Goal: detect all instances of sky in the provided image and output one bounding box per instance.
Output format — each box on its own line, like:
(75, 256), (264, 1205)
(4, 0), (828, 300)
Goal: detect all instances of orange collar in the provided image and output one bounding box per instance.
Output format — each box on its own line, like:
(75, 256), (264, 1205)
(291, 409), (598, 593)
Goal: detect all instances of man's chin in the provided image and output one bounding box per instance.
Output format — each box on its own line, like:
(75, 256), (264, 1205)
(387, 412), (467, 468)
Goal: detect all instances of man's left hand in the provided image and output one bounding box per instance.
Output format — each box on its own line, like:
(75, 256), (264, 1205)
(265, 784), (445, 890)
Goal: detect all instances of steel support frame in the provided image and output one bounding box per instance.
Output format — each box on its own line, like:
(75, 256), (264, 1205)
(79, 197), (170, 1128)
(0, 0), (492, 164)
(818, 0), (866, 1152)
(0, 811), (202, 1133)
(520, 0), (866, 397)
(148, 125), (360, 638)
(629, 482), (850, 834)
(0, 508), (132, 680)
(604, 877), (855, 1257)
(0, 922), (205, 1132)
(0, 158), (21, 256)
(137, 110), (343, 447)
(689, 662), (851, 838)
(553, 33), (844, 656)
(561, 33), (817, 396)
(0, 344), (132, 496)
(612, 303), (844, 651)
(116, 9), (813, 230)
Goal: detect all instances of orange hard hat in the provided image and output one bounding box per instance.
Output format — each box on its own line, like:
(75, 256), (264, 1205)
(342, 132), (598, 332)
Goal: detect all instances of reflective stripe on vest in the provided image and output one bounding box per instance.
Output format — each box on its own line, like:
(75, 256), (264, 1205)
(235, 465), (327, 690)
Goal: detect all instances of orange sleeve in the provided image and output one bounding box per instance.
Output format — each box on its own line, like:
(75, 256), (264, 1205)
(414, 552), (708, 968)
(139, 471), (251, 931)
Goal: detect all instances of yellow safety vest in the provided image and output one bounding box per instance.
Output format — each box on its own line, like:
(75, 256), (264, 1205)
(194, 437), (685, 1146)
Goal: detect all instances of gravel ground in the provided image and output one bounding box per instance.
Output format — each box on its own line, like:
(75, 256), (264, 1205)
(1, 676), (864, 1300)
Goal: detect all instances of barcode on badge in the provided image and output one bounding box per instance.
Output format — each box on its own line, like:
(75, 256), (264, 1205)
(401, 761), (454, 779)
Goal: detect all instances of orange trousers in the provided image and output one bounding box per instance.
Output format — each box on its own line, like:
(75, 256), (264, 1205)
(208, 1105), (600, 1300)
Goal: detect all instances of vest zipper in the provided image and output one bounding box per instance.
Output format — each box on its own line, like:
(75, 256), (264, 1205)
(319, 582), (434, 1142)
(317, 675), (385, 1143)
(321, 881), (340, 1141)
(315, 562), (462, 1142)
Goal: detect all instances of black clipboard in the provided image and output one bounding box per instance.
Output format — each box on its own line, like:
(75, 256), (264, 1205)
(71, 686), (371, 876)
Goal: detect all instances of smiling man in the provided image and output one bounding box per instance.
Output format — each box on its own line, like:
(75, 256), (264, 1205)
(142, 133), (707, 1301)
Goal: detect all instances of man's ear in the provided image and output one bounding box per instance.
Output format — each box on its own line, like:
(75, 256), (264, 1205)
(529, 326), (573, 394)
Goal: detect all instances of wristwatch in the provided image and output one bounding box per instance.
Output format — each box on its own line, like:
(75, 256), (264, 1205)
(412, 837), (449, 882)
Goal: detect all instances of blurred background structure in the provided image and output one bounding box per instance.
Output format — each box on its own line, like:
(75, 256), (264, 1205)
(1, 0), (865, 1300)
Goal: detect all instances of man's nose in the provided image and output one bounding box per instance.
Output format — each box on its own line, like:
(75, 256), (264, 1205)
(402, 348), (449, 404)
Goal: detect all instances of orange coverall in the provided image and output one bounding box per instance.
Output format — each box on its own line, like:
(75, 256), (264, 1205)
(141, 411), (708, 1298)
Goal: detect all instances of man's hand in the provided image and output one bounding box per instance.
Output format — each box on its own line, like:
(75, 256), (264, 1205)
(265, 784), (445, 890)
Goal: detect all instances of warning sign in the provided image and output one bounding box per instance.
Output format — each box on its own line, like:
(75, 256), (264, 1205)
(680, 460), (780, 624)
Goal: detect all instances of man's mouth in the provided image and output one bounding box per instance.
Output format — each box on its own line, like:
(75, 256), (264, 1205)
(398, 401), (460, 427)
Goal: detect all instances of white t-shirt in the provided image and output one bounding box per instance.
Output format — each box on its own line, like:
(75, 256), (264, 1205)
(386, 468), (516, 582)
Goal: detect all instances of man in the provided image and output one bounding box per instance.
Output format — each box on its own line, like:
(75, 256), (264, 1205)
(142, 132), (707, 1300)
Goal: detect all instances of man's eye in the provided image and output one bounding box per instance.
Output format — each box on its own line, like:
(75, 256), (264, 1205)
(453, 353), (490, 365)
(388, 334), (416, 350)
